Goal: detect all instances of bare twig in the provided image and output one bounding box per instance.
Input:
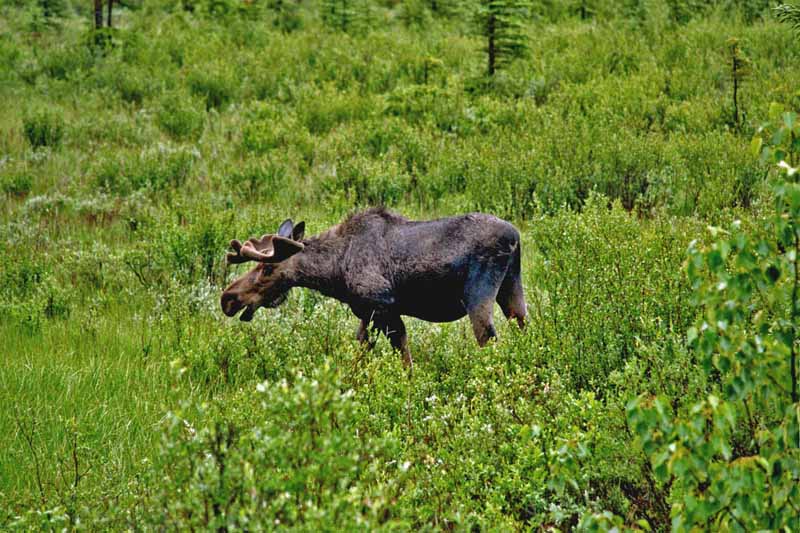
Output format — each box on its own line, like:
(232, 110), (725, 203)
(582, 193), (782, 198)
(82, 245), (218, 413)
(13, 408), (47, 507)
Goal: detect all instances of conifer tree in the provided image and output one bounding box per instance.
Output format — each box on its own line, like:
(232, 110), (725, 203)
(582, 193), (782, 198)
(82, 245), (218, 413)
(107, 0), (114, 27)
(322, 0), (358, 32)
(727, 37), (750, 130)
(477, 0), (529, 77)
(37, 0), (68, 21)
(268, 0), (301, 32)
(775, 3), (800, 35)
(427, 0), (458, 17)
(94, 0), (104, 29)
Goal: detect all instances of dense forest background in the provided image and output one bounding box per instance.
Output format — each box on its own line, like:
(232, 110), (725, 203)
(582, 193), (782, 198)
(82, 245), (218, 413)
(2, 0), (800, 530)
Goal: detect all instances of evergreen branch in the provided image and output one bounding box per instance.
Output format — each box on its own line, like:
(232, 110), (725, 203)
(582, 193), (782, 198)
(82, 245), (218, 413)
(775, 4), (800, 35)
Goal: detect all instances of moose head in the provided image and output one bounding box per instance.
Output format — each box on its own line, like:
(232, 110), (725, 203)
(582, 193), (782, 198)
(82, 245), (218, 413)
(220, 219), (305, 321)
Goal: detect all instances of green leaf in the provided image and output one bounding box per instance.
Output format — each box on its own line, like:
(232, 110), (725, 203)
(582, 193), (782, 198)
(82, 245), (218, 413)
(769, 102), (784, 122)
(687, 326), (698, 346)
(708, 250), (724, 270)
(783, 111), (796, 130)
(766, 265), (781, 284)
(750, 136), (763, 158)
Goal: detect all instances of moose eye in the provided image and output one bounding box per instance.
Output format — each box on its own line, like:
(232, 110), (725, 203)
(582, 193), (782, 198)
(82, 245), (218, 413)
(259, 265), (275, 278)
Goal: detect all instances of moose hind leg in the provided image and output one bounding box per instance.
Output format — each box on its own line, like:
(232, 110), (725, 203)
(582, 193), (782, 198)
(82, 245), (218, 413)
(497, 274), (527, 329)
(464, 263), (503, 347)
(468, 299), (497, 347)
(496, 243), (527, 329)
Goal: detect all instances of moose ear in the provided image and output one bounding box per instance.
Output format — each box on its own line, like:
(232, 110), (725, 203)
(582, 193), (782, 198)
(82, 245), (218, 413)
(292, 221), (305, 241)
(270, 235), (304, 262)
(277, 219), (294, 238)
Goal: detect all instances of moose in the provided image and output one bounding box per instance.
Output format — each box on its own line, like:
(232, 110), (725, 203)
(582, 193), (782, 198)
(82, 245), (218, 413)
(220, 208), (527, 366)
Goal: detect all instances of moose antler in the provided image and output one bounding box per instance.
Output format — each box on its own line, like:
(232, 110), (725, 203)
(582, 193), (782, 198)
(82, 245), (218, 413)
(226, 234), (304, 265)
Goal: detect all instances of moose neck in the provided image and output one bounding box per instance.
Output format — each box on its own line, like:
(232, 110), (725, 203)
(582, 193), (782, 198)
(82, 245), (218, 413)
(287, 237), (347, 300)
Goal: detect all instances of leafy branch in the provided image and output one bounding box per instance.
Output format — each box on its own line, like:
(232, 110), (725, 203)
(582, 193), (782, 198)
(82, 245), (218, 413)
(775, 3), (800, 35)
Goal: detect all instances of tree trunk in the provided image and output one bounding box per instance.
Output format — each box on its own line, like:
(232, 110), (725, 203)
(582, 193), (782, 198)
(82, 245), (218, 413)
(732, 52), (739, 129)
(487, 11), (496, 76)
(94, 0), (104, 29)
(107, 0), (113, 28)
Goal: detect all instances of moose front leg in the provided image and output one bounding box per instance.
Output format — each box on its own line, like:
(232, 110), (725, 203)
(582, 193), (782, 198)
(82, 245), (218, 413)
(356, 318), (376, 349)
(354, 312), (412, 368)
(387, 316), (412, 368)
(371, 315), (412, 368)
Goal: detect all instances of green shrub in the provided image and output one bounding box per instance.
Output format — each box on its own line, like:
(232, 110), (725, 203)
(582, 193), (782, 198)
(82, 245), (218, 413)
(38, 44), (93, 80)
(1, 173), (33, 196)
(384, 84), (466, 133)
(267, 0), (302, 32)
(130, 147), (197, 191)
(1, 256), (47, 300)
(226, 160), (289, 198)
(188, 66), (236, 110)
(529, 195), (698, 389)
(73, 111), (149, 147)
(321, 0), (365, 33)
(629, 197), (800, 529)
(321, 156), (412, 207)
(398, 0), (432, 28)
(242, 115), (296, 153)
(95, 146), (197, 194)
(628, 111), (800, 531)
(156, 91), (206, 141)
(297, 87), (373, 134)
(23, 107), (65, 149)
(0, 35), (22, 81)
(113, 66), (154, 105)
(133, 366), (400, 530)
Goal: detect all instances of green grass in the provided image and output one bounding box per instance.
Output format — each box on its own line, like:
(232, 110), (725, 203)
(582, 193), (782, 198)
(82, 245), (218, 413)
(1, 295), (183, 492)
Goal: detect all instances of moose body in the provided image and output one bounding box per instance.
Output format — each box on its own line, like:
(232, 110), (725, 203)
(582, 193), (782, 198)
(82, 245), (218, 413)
(221, 208), (527, 366)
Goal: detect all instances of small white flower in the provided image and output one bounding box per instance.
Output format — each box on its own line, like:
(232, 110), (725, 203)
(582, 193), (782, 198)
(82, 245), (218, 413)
(400, 461), (411, 472)
(779, 160), (798, 176)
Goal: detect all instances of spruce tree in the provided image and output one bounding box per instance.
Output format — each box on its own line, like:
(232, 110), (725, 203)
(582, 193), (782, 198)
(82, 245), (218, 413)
(322, 0), (358, 32)
(477, 0), (529, 77)
(37, 0), (68, 21)
(727, 37), (750, 130)
(94, 0), (104, 29)
(427, 0), (458, 17)
(775, 3), (800, 35)
(268, 0), (301, 32)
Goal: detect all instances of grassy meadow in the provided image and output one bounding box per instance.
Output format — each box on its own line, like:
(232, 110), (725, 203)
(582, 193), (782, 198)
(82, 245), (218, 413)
(2, 0), (800, 529)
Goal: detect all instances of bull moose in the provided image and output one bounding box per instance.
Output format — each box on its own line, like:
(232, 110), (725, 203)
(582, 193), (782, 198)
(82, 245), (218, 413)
(220, 208), (527, 366)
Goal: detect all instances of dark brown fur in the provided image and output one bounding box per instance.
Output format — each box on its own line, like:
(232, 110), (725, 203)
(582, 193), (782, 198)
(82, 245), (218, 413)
(221, 208), (527, 366)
